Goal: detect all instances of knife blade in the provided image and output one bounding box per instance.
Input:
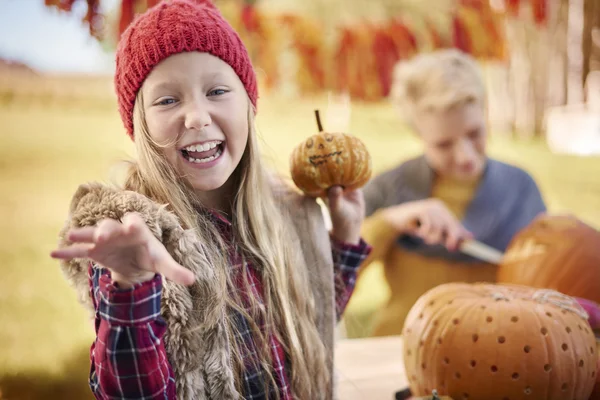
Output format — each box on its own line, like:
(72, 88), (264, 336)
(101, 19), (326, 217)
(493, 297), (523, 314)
(459, 239), (504, 265)
(412, 219), (504, 264)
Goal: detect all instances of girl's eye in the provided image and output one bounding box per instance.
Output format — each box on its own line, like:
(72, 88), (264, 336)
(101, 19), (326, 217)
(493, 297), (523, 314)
(157, 98), (177, 106)
(208, 88), (228, 96)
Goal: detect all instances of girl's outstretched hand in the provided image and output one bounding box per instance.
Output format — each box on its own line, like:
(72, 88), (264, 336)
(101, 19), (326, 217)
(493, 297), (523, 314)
(326, 186), (365, 245)
(51, 212), (195, 288)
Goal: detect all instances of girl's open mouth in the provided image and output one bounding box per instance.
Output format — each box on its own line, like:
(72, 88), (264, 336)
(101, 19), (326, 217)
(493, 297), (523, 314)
(180, 140), (224, 164)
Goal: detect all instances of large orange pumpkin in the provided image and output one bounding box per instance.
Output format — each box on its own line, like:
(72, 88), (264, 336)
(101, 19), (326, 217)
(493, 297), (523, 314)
(591, 349), (600, 400)
(403, 282), (597, 400)
(497, 214), (600, 304)
(289, 110), (372, 197)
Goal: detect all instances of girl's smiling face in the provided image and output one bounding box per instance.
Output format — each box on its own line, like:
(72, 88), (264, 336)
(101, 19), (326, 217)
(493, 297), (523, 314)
(140, 51), (249, 200)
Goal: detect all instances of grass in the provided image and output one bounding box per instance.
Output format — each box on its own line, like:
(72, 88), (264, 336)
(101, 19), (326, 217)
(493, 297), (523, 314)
(1, 90), (599, 398)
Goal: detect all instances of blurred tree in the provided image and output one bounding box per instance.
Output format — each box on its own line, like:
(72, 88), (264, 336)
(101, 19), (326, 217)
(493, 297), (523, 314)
(502, 0), (568, 137)
(582, 0), (600, 97)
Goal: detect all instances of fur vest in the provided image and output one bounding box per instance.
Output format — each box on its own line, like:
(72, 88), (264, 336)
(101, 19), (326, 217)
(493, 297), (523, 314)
(58, 183), (337, 399)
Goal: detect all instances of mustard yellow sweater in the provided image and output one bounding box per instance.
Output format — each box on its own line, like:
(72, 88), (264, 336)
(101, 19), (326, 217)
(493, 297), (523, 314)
(359, 175), (497, 337)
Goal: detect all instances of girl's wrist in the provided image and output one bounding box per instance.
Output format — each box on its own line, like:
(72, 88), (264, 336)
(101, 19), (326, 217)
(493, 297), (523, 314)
(331, 227), (361, 246)
(111, 271), (156, 289)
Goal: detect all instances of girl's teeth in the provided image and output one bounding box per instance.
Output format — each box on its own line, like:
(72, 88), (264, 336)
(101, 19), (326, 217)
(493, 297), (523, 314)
(186, 147), (223, 164)
(185, 141), (220, 152)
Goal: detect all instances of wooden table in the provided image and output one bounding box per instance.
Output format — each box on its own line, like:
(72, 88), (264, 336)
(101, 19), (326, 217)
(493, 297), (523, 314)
(335, 335), (408, 400)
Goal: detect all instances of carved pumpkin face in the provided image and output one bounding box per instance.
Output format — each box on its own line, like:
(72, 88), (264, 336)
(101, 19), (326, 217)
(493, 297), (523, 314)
(289, 111), (372, 197)
(497, 214), (600, 304)
(403, 283), (597, 400)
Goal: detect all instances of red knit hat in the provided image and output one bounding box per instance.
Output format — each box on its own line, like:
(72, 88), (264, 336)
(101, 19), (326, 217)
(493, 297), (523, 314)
(115, 0), (258, 138)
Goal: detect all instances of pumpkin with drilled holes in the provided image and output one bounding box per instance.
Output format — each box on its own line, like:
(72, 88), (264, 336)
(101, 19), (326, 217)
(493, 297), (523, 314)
(412, 391), (453, 400)
(497, 214), (600, 304)
(403, 282), (597, 400)
(591, 341), (600, 400)
(289, 110), (372, 197)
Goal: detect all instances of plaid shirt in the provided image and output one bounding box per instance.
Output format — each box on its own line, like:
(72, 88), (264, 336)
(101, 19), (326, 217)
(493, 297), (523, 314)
(87, 213), (371, 400)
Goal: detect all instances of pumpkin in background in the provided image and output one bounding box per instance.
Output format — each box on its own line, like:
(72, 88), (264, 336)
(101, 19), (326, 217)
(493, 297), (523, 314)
(403, 282), (597, 400)
(497, 214), (600, 304)
(289, 110), (372, 197)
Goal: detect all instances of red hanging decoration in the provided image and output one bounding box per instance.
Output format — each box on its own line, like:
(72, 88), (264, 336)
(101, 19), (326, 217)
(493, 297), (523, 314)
(452, 15), (472, 54)
(84, 0), (102, 40)
(119, 0), (136, 38)
(459, 0), (487, 11)
(424, 19), (446, 49)
(44, 0), (103, 40)
(334, 27), (357, 96)
(58, 0), (77, 12)
(531, 0), (548, 25)
(372, 27), (399, 97)
(240, 4), (260, 33)
(505, 0), (521, 16)
(43, 0), (76, 12)
(388, 20), (417, 58)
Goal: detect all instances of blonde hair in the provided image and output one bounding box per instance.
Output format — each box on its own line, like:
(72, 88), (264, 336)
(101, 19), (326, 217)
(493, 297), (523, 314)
(390, 49), (486, 124)
(124, 91), (330, 399)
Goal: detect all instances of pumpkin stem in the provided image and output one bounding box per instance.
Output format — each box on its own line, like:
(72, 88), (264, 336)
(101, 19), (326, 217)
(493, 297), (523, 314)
(314, 109), (324, 132)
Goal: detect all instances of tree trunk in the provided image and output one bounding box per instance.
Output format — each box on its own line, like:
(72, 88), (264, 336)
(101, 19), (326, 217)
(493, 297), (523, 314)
(504, 0), (567, 138)
(562, 0), (570, 103)
(582, 0), (600, 99)
(567, 0), (585, 104)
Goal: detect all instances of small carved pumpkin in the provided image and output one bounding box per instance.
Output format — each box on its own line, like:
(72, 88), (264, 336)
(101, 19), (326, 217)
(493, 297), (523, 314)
(289, 110), (372, 197)
(403, 282), (597, 400)
(497, 214), (600, 304)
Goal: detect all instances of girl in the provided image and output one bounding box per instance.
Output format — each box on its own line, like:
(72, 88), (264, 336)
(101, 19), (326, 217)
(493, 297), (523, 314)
(353, 49), (546, 337)
(51, 1), (371, 399)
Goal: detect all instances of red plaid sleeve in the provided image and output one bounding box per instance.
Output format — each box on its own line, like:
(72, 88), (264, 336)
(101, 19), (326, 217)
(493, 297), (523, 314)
(330, 237), (372, 321)
(89, 266), (176, 399)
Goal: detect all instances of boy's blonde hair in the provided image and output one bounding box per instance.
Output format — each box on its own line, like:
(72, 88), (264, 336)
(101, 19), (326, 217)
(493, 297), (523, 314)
(390, 49), (486, 124)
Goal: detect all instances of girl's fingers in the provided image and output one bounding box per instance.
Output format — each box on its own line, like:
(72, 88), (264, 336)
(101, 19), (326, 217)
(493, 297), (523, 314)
(149, 238), (194, 286)
(95, 218), (126, 244)
(67, 226), (97, 243)
(50, 243), (95, 260)
(160, 260), (196, 286)
(122, 212), (144, 229)
(327, 186), (343, 210)
(122, 212), (153, 242)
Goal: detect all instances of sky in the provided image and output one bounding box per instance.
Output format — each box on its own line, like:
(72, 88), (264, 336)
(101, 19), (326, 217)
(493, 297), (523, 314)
(0, 0), (119, 74)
